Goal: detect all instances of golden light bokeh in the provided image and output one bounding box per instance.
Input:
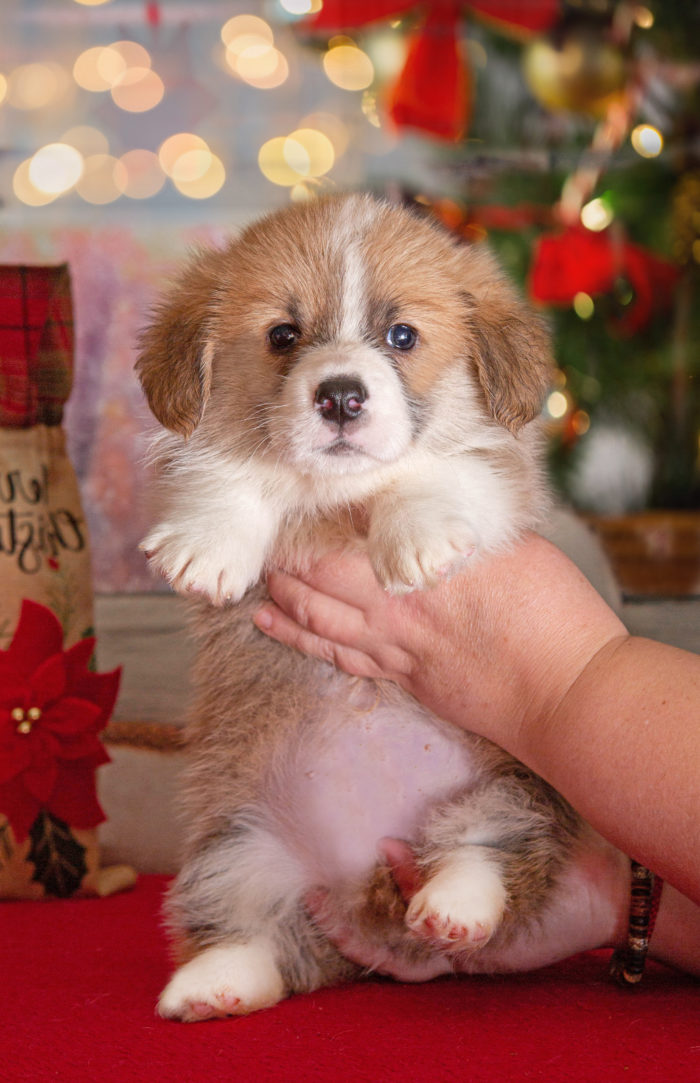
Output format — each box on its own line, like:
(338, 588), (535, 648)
(0, 73), (7, 105)
(282, 137), (311, 176)
(580, 196), (613, 232)
(13, 159), (59, 206)
(109, 40), (152, 71)
(61, 125), (109, 157)
(74, 41), (154, 97)
(287, 128), (335, 177)
(76, 154), (121, 204)
(258, 137), (303, 187)
(233, 46), (289, 88)
(259, 128), (336, 187)
(361, 90), (381, 127)
(571, 410), (591, 436)
(170, 148), (212, 183)
(225, 35), (274, 66)
(158, 133), (210, 177)
(546, 390), (569, 420)
(634, 6), (654, 29)
(171, 154), (226, 199)
(631, 124), (663, 158)
(280, 0), (321, 13)
(299, 111), (350, 157)
(7, 62), (70, 110)
(110, 67), (164, 112)
(74, 46), (119, 91)
(114, 150), (165, 199)
(323, 44), (374, 91)
(221, 15), (273, 49)
(573, 291), (595, 320)
(222, 15), (289, 90)
(73, 0), (115, 6)
(29, 143), (84, 195)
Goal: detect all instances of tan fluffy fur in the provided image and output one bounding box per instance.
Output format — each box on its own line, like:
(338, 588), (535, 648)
(137, 194), (583, 1022)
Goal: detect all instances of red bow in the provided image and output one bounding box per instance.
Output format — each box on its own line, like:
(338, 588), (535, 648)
(530, 225), (679, 336)
(309, 1), (559, 140)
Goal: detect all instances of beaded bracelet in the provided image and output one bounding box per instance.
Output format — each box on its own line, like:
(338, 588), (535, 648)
(609, 860), (664, 986)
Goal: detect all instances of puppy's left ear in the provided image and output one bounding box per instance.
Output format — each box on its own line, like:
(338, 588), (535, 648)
(464, 280), (553, 434)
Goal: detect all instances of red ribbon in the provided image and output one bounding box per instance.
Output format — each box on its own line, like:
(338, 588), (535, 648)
(530, 225), (679, 336)
(309, 1), (560, 140)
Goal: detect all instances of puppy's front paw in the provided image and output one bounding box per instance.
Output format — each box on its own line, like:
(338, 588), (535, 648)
(158, 941), (285, 1022)
(405, 863), (506, 952)
(368, 507), (477, 594)
(141, 523), (263, 605)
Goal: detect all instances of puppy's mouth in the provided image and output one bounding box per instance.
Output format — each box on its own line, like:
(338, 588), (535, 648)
(322, 437), (366, 457)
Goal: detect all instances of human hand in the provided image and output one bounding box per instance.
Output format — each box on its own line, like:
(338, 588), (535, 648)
(306, 833), (628, 979)
(253, 535), (626, 761)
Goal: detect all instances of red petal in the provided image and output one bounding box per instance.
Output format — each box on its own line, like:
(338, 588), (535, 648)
(48, 761), (107, 830)
(64, 666), (122, 730)
(63, 637), (96, 673)
(44, 697), (102, 737)
(22, 757), (58, 804)
(30, 653), (67, 707)
(0, 778), (42, 842)
(55, 731), (107, 763)
(0, 666), (27, 708)
(0, 732), (33, 783)
(2, 600), (63, 682)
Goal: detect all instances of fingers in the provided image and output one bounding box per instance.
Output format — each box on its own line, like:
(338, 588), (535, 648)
(253, 564), (414, 683)
(265, 567), (371, 651)
(254, 597), (384, 679)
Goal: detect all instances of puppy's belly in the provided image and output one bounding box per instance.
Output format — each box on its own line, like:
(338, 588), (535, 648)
(270, 701), (477, 884)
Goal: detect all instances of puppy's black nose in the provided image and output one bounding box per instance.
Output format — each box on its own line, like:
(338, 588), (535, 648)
(314, 377), (367, 424)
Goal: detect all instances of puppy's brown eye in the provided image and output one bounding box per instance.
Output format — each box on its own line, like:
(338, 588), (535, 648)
(386, 324), (417, 351)
(269, 323), (299, 350)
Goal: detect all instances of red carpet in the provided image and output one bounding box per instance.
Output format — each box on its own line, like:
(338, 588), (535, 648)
(2, 875), (698, 1082)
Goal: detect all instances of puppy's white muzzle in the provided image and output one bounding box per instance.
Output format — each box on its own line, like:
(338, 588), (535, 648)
(270, 344), (414, 476)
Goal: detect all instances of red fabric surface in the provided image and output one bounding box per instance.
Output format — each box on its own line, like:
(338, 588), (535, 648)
(2, 875), (698, 1082)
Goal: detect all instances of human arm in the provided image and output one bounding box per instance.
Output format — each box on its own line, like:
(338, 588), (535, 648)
(253, 536), (700, 909)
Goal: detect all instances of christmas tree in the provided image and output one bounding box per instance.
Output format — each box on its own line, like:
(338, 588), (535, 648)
(304, 0), (700, 513)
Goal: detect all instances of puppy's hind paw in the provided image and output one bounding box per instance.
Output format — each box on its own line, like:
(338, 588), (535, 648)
(405, 864), (506, 953)
(158, 941), (285, 1022)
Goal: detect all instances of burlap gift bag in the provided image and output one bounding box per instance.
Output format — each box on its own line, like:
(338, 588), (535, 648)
(0, 264), (135, 898)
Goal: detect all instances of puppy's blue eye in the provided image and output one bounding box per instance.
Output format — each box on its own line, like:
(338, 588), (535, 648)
(269, 323), (299, 350)
(386, 324), (417, 351)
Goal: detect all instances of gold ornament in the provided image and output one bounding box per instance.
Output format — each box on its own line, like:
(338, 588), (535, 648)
(523, 26), (627, 116)
(672, 171), (700, 265)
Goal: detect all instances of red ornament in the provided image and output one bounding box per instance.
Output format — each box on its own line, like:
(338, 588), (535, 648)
(308, 1), (560, 140)
(0, 600), (120, 841)
(529, 225), (679, 336)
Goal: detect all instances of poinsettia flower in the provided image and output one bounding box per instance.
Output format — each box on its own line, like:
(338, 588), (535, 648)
(0, 600), (120, 841)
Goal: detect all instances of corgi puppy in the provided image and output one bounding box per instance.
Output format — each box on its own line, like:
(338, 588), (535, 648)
(137, 194), (623, 1021)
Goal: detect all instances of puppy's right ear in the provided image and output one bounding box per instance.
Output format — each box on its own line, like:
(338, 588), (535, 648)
(136, 253), (219, 437)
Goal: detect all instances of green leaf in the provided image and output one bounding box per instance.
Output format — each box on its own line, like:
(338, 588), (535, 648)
(28, 811), (88, 897)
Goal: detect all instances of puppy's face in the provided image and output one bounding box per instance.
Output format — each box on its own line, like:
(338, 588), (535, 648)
(137, 195), (551, 478)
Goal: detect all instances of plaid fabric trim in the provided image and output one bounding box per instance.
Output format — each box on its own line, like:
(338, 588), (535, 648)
(0, 264), (75, 428)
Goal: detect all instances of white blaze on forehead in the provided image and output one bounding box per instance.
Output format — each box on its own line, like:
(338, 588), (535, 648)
(335, 195), (381, 341)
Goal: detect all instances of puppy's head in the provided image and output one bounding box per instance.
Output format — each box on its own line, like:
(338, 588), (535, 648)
(136, 195), (552, 476)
